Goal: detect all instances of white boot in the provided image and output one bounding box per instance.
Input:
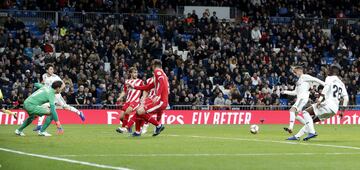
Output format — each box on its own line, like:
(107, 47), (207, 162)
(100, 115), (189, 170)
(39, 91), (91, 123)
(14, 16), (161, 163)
(15, 129), (25, 136)
(38, 131), (52, 137)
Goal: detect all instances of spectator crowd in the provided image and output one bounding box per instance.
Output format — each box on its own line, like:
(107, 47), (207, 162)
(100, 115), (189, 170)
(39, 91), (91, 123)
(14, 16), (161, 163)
(0, 1), (359, 109)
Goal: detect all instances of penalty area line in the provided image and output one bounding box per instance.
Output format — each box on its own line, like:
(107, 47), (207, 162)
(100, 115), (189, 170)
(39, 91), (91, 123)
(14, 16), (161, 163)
(166, 135), (360, 151)
(55, 152), (360, 157)
(0, 147), (131, 170)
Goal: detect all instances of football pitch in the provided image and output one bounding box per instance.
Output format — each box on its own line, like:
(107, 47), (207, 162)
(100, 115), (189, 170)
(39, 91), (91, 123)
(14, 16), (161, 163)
(1, 124), (360, 170)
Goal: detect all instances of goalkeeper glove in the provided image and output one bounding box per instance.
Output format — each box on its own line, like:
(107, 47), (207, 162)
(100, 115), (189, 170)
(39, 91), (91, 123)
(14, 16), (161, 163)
(55, 121), (64, 135)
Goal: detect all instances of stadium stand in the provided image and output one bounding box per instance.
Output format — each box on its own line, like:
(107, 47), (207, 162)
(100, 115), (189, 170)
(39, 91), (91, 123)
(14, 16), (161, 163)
(0, 0), (359, 109)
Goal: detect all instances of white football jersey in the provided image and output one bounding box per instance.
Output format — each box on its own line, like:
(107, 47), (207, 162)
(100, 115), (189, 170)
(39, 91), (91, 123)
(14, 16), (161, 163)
(43, 73), (63, 87)
(321, 76), (348, 113)
(286, 74), (325, 100)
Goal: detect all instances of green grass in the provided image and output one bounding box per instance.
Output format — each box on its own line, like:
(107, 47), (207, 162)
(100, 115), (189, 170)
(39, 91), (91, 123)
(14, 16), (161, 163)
(1, 124), (360, 170)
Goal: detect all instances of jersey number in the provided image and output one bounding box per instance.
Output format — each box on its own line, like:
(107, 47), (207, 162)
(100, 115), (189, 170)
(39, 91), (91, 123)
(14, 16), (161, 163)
(332, 85), (342, 100)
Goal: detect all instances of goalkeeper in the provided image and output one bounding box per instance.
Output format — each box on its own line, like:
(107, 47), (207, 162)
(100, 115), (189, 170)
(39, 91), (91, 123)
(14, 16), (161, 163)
(15, 81), (64, 137)
(0, 89), (17, 119)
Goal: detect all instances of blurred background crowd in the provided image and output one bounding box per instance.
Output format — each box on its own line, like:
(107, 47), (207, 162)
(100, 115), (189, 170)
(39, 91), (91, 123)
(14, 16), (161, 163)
(0, 0), (359, 109)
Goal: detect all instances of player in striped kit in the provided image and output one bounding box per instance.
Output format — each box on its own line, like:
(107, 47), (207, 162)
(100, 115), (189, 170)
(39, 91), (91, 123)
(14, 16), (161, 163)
(137, 77), (164, 134)
(33, 64), (85, 131)
(116, 67), (143, 133)
(118, 59), (167, 137)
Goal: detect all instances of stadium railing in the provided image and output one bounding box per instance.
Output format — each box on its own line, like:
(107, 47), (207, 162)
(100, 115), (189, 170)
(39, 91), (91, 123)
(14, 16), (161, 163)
(3, 104), (360, 111)
(0, 10), (184, 26)
(1, 10), (359, 30)
(170, 105), (360, 111)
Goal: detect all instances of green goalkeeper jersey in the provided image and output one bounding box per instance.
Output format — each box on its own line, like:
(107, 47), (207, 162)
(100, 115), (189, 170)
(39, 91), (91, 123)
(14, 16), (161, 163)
(24, 83), (59, 121)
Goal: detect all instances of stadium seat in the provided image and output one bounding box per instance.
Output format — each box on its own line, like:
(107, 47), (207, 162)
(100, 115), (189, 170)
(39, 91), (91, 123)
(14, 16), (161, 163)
(356, 95), (360, 108)
(279, 99), (288, 106)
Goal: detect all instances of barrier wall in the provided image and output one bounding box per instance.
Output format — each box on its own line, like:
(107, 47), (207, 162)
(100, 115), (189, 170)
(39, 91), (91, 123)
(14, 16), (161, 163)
(1, 110), (360, 125)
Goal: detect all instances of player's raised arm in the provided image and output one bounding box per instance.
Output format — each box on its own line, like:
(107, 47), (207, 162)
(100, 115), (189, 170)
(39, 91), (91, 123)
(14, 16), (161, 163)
(283, 89), (297, 96)
(34, 82), (44, 89)
(303, 74), (325, 86)
(132, 80), (155, 91)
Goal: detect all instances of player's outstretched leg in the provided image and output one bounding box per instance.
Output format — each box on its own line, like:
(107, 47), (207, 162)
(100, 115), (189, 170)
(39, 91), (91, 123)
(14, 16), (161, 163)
(284, 114), (306, 134)
(116, 107), (134, 134)
(135, 106), (164, 136)
(141, 121), (149, 134)
(56, 95), (85, 121)
(295, 115), (305, 125)
(2, 109), (17, 119)
(63, 104), (85, 121)
(136, 113), (164, 136)
(131, 119), (142, 137)
(116, 112), (135, 134)
(287, 125), (307, 140)
(0, 96), (18, 119)
(284, 107), (297, 134)
(302, 106), (317, 141)
(16, 114), (36, 136)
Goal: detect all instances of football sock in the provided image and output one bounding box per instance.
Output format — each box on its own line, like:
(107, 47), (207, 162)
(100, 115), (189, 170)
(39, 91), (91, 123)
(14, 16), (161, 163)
(303, 111), (316, 134)
(294, 125), (308, 138)
(122, 114), (130, 128)
(157, 112), (163, 121)
(37, 116), (45, 126)
(135, 118), (144, 132)
(296, 115), (306, 125)
(139, 114), (160, 126)
(18, 115), (35, 131)
(67, 105), (81, 115)
(289, 111), (295, 129)
(126, 114), (137, 128)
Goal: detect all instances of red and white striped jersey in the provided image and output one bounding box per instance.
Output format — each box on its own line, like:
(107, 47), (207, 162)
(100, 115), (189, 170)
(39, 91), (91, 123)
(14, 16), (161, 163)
(133, 68), (169, 105)
(124, 79), (143, 103)
(146, 78), (156, 99)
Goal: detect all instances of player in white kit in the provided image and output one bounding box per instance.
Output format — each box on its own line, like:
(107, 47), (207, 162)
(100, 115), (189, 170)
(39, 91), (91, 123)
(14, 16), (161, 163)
(287, 66), (349, 141)
(283, 66), (325, 133)
(33, 64), (85, 131)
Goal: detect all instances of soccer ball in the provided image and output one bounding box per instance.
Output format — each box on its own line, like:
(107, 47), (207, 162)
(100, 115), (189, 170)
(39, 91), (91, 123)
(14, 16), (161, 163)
(250, 124), (259, 134)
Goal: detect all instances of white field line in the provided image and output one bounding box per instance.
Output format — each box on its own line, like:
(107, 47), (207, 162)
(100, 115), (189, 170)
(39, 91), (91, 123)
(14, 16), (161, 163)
(166, 134), (360, 151)
(56, 152), (360, 157)
(0, 147), (131, 170)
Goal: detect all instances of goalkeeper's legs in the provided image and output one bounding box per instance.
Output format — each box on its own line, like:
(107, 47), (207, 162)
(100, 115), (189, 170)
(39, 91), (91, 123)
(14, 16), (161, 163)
(37, 116), (45, 125)
(40, 115), (53, 133)
(17, 114), (36, 132)
(33, 103), (51, 131)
